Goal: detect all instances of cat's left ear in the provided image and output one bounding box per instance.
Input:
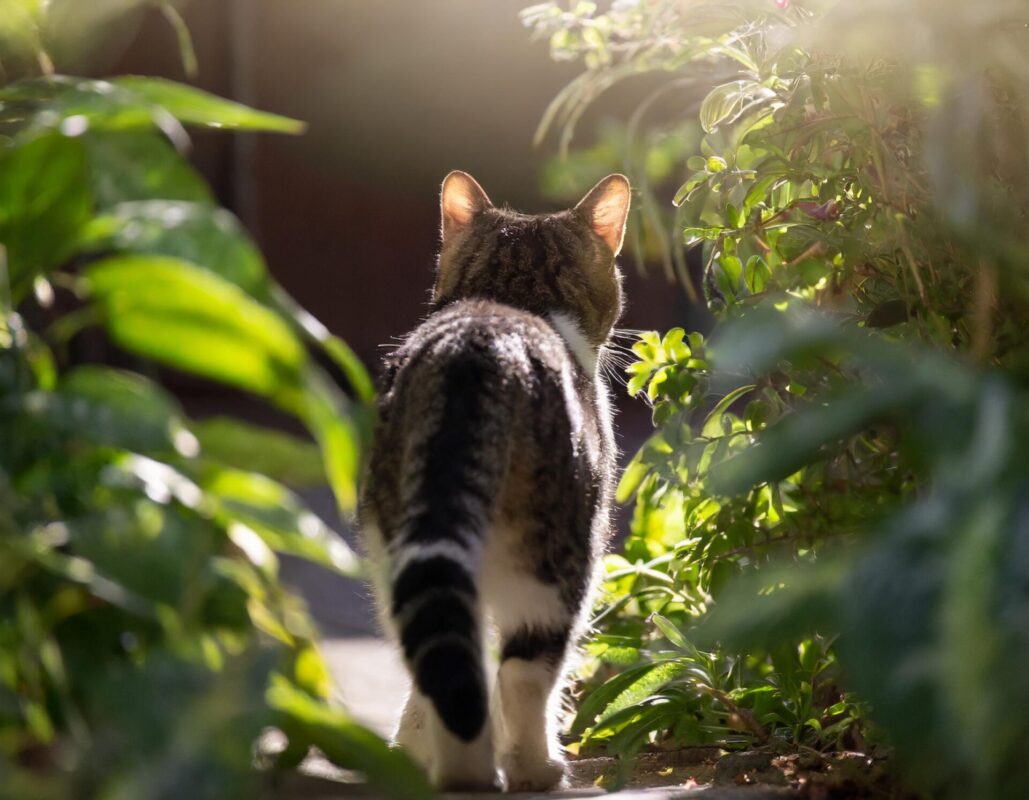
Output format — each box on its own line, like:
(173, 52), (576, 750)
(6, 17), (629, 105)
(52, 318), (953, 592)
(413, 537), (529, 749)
(441, 170), (492, 241)
(576, 174), (631, 256)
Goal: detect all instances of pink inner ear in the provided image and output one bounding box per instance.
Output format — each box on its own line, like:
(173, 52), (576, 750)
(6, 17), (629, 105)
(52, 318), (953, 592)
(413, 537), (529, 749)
(441, 172), (491, 236)
(588, 179), (631, 254)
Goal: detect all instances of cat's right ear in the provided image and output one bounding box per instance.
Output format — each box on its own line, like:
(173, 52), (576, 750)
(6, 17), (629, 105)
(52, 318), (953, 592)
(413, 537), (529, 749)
(441, 171), (492, 241)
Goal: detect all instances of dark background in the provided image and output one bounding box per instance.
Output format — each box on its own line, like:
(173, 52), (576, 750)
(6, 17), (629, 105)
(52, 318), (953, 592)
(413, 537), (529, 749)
(87, 0), (700, 633)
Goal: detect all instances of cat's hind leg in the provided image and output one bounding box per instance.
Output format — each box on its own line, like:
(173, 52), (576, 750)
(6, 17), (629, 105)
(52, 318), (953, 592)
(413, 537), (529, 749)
(488, 576), (573, 792)
(394, 688), (433, 771)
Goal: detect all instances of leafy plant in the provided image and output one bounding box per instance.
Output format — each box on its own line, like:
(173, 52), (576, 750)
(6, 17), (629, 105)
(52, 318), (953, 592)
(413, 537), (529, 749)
(526, 1), (1029, 796)
(0, 6), (428, 799)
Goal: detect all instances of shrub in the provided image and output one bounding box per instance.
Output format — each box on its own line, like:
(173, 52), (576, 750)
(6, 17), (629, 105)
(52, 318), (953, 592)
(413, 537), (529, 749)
(0, 7), (428, 799)
(525, 1), (1029, 796)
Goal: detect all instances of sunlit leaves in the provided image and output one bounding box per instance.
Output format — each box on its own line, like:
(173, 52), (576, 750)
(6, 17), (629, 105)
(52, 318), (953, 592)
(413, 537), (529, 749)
(699, 80), (777, 134)
(81, 201), (268, 295)
(193, 417), (325, 488)
(0, 132), (91, 298)
(85, 255), (307, 406)
(0, 51), (383, 798)
(113, 76), (306, 133)
(268, 679), (433, 800)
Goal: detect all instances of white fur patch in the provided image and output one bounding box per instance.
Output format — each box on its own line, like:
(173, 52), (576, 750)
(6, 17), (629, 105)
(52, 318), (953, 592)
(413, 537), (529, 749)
(390, 538), (479, 579)
(548, 311), (597, 374)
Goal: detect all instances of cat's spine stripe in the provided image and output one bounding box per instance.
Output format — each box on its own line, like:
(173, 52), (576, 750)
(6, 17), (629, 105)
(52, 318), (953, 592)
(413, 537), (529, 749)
(389, 342), (512, 742)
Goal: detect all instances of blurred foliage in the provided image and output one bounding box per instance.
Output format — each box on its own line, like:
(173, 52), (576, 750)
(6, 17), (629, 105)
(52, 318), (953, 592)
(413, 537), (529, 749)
(526, 1), (1029, 796)
(0, 5), (430, 799)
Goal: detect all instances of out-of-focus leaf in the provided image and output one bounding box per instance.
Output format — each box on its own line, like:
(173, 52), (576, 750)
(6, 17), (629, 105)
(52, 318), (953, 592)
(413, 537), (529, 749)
(66, 503), (220, 610)
(41, 365), (195, 455)
(708, 386), (898, 493)
(114, 76), (306, 133)
(300, 368), (361, 513)
(193, 417), (325, 488)
(2, 76), (160, 136)
(271, 286), (376, 405)
(80, 201), (268, 296)
(694, 559), (846, 652)
(83, 650), (273, 800)
(83, 131), (212, 207)
(200, 466), (360, 577)
(699, 80), (776, 134)
(84, 255), (307, 408)
(268, 679), (433, 800)
(0, 132), (91, 297)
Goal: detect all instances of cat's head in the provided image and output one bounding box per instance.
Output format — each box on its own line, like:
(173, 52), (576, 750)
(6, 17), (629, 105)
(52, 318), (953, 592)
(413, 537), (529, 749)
(432, 171), (630, 349)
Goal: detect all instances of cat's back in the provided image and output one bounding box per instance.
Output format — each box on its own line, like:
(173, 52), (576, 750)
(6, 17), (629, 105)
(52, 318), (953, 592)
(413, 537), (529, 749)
(363, 298), (608, 539)
(381, 299), (580, 405)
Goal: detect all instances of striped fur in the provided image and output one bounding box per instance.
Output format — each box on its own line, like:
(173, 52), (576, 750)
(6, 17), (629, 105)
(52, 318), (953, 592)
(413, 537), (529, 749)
(360, 172), (629, 791)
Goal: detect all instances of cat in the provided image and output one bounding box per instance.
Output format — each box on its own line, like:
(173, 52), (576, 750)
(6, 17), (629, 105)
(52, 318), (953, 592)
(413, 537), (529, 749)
(359, 170), (630, 792)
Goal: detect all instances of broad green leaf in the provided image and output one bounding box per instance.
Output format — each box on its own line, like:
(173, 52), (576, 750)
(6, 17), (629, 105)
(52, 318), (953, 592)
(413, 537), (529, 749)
(268, 679), (432, 800)
(114, 76), (306, 133)
(193, 417), (325, 488)
(200, 466), (359, 577)
(616, 453), (650, 504)
(2, 76), (158, 136)
(301, 368), (362, 513)
(85, 255), (306, 407)
(84, 131), (212, 207)
(699, 80), (776, 134)
(53, 365), (194, 455)
(80, 200), (268, 295)
(0, 132), (91, 297)
(594, 660), (688, 728)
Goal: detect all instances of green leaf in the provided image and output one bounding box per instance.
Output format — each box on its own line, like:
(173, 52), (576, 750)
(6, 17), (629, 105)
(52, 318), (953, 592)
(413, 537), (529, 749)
(114, 76), (306, 133)
(708, 385), (894, 493)
(693, 559), (846, 652)
(700, 80), (776, 134)
(616, 455), (650, 504)
(268, 679), (432, 800)
(571, 659), (677, 736)
(744, 255), (770, 294)
(193, 417), (325, 488)
(301, 368), (362, 513)
(0, 132), (91, 297)
(84, 131), (212, 207)
(55, 365), (194, 455)
(80, 200), (268, 295)
(200, 467), (359, 577)
(701, 384), (755, 438)
(594, 660), (688, 728)
(85, 255), (306, 407)
(651, 613), (691, 651)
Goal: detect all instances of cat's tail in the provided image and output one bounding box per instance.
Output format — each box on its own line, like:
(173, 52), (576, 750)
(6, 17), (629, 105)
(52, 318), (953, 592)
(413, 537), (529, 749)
(387, 344), (514, 742)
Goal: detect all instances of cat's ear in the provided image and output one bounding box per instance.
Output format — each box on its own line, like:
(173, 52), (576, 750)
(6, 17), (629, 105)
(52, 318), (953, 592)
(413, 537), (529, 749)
(576, 174), (631, 255)
(441, 170), (492, 240)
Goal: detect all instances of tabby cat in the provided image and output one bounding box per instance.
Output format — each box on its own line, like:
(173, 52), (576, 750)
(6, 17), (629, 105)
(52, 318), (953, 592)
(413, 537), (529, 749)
(359, 170), (630, 791)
